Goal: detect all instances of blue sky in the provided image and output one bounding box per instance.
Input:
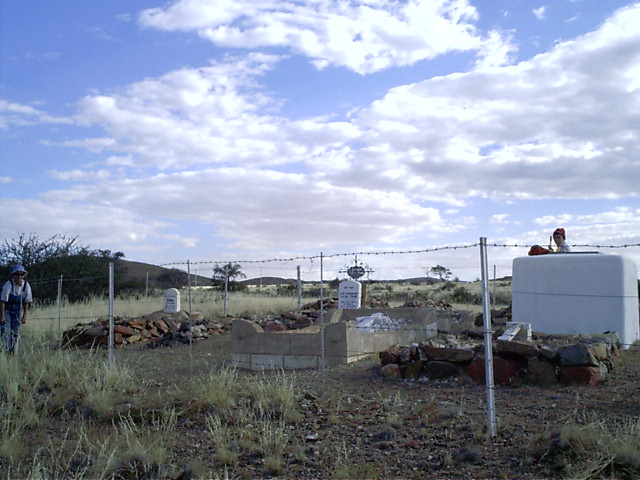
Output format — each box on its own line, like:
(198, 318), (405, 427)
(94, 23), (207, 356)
(1, 0), (639, 281)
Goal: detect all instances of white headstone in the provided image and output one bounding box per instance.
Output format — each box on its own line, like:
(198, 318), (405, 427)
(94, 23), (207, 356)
(338, 280), (362, 309)
(164, 288), (181, 313)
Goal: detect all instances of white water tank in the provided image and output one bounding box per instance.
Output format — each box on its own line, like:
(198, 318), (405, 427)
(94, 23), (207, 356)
(512, 253), (639, 348)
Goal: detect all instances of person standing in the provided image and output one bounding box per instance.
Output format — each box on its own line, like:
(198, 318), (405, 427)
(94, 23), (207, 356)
(0, 264), (33, 354)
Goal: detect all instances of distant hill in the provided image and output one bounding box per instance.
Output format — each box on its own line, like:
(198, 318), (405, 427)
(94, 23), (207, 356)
(115, 259), (213, 287)
(114, 259), (507, 287)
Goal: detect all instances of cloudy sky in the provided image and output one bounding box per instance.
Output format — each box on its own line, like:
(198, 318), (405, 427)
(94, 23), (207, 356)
(1, 0), (639, 280)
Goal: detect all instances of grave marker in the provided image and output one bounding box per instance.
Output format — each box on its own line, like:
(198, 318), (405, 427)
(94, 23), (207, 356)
(338, 279), (362, 309)
(164, 288), (181, 313)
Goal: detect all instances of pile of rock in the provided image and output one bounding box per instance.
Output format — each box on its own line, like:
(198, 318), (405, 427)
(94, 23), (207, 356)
(474, 306), (512, 326)
(401, 300), (453, 310)
(249, 311), (317, 332)
(379, 332), (621, 386)
(61, 310), (230, 348)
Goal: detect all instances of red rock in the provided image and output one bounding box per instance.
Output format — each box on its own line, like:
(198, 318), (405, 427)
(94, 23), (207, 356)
(266, 324), (285, 332)
(379, 349), (400, 366)
(496, 340), (540, 359)
(128, 318), (146, 329)
(559, 366), (603, 385)
(380, 363), (401, 378)
(467, 354), (523, 384)
(526, 358), (558, 385)
(424, 361), (462, 379)
(153, 319), (169, 334)
(113, 325), (135, 336)
(420, 346), (474, 363)
(403, 360), (424, 379)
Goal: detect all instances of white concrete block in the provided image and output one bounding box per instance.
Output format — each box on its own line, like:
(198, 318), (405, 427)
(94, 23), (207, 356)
(512, 254), (639, 348)
(283, 355), (319, 369)
(252, 354), (284, 370)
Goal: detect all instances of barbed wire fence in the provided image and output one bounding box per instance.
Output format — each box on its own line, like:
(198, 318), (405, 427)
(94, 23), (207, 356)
(24, 240), (640, 341)
(17, 240), (640, 437)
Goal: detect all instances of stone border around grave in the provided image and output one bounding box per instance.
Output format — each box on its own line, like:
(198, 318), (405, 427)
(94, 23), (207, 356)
(379, 332), (622, 386)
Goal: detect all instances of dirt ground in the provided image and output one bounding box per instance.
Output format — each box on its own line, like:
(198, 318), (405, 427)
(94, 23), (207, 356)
(105, 331), (640, 480)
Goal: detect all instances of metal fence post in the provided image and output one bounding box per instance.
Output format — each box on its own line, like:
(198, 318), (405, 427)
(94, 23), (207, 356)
(296, 265), (302, 313)
(56, 275), (63, 348)
(480, 238), (497, 437)
(223, 264), (229, 317)
(108, 262), (115, 372)
(320, 253), (325, 366)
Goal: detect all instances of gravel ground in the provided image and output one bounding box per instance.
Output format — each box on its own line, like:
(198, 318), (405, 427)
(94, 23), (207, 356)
(106, 331), (640, 480)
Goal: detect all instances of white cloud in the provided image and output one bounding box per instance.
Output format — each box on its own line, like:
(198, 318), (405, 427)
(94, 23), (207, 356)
(0, 177), (12, 183)
(346, 3), (640, 201)
(48, 169), (112, 182)
(533, 6), (547, 20)
(51, 167), (455, 251)
(0, 100), (71, 128)
(490, 214), (509, 224)
(139, 0), (512, 74)
(0, 198), (179, 254)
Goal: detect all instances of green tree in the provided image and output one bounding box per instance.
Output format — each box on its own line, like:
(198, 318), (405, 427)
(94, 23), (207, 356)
(427, 265), (452, 282)
(212, 263), (246, 291)
(0, 233), (125, 304)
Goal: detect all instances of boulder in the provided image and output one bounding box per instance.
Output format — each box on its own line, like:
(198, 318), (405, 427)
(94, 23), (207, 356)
(467, 354), (523, 384)
(559, 366), (604, 385)
(424, 361), (462, 380)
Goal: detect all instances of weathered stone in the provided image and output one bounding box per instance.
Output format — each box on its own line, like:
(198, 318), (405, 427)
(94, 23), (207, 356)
(126, 334), (142, 343)
(281, 311), (306, 321)
(559, 344), (598, 367)
(539, 344), (559, 362)
(380, 363), (401, 378)
(496, 339), (540, 359)
(409, 345), (420, 361)
(526, 357), (558, 385)
(559, 366), (603, 385)
(403, 360), (425, 379)
(588, 343), (610, 362)
(84, 326), (106, 337)
(165, 318), (179, 332)
(467, 354), (523, 384)
(424, 360), (462, 379)
(398, 347), (412, 364)
(266, 323), (285, 332)
(379, 347), (401, 366)
(128, 318), (146, 329)
(113, 325), (135, 336)
(420, 346), (474, 363)
(153, 319), (170, 334)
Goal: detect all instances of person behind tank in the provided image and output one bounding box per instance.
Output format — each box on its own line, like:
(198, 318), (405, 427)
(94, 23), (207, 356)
(528, 227), (571, 255)
(552, 228), (571, 253)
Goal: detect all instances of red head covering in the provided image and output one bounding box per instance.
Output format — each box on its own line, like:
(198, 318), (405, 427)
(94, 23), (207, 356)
(553, 228), (565, 239)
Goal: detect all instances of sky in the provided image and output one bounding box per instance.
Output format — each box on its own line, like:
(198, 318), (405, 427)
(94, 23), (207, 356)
(1, 0), (640, 281)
